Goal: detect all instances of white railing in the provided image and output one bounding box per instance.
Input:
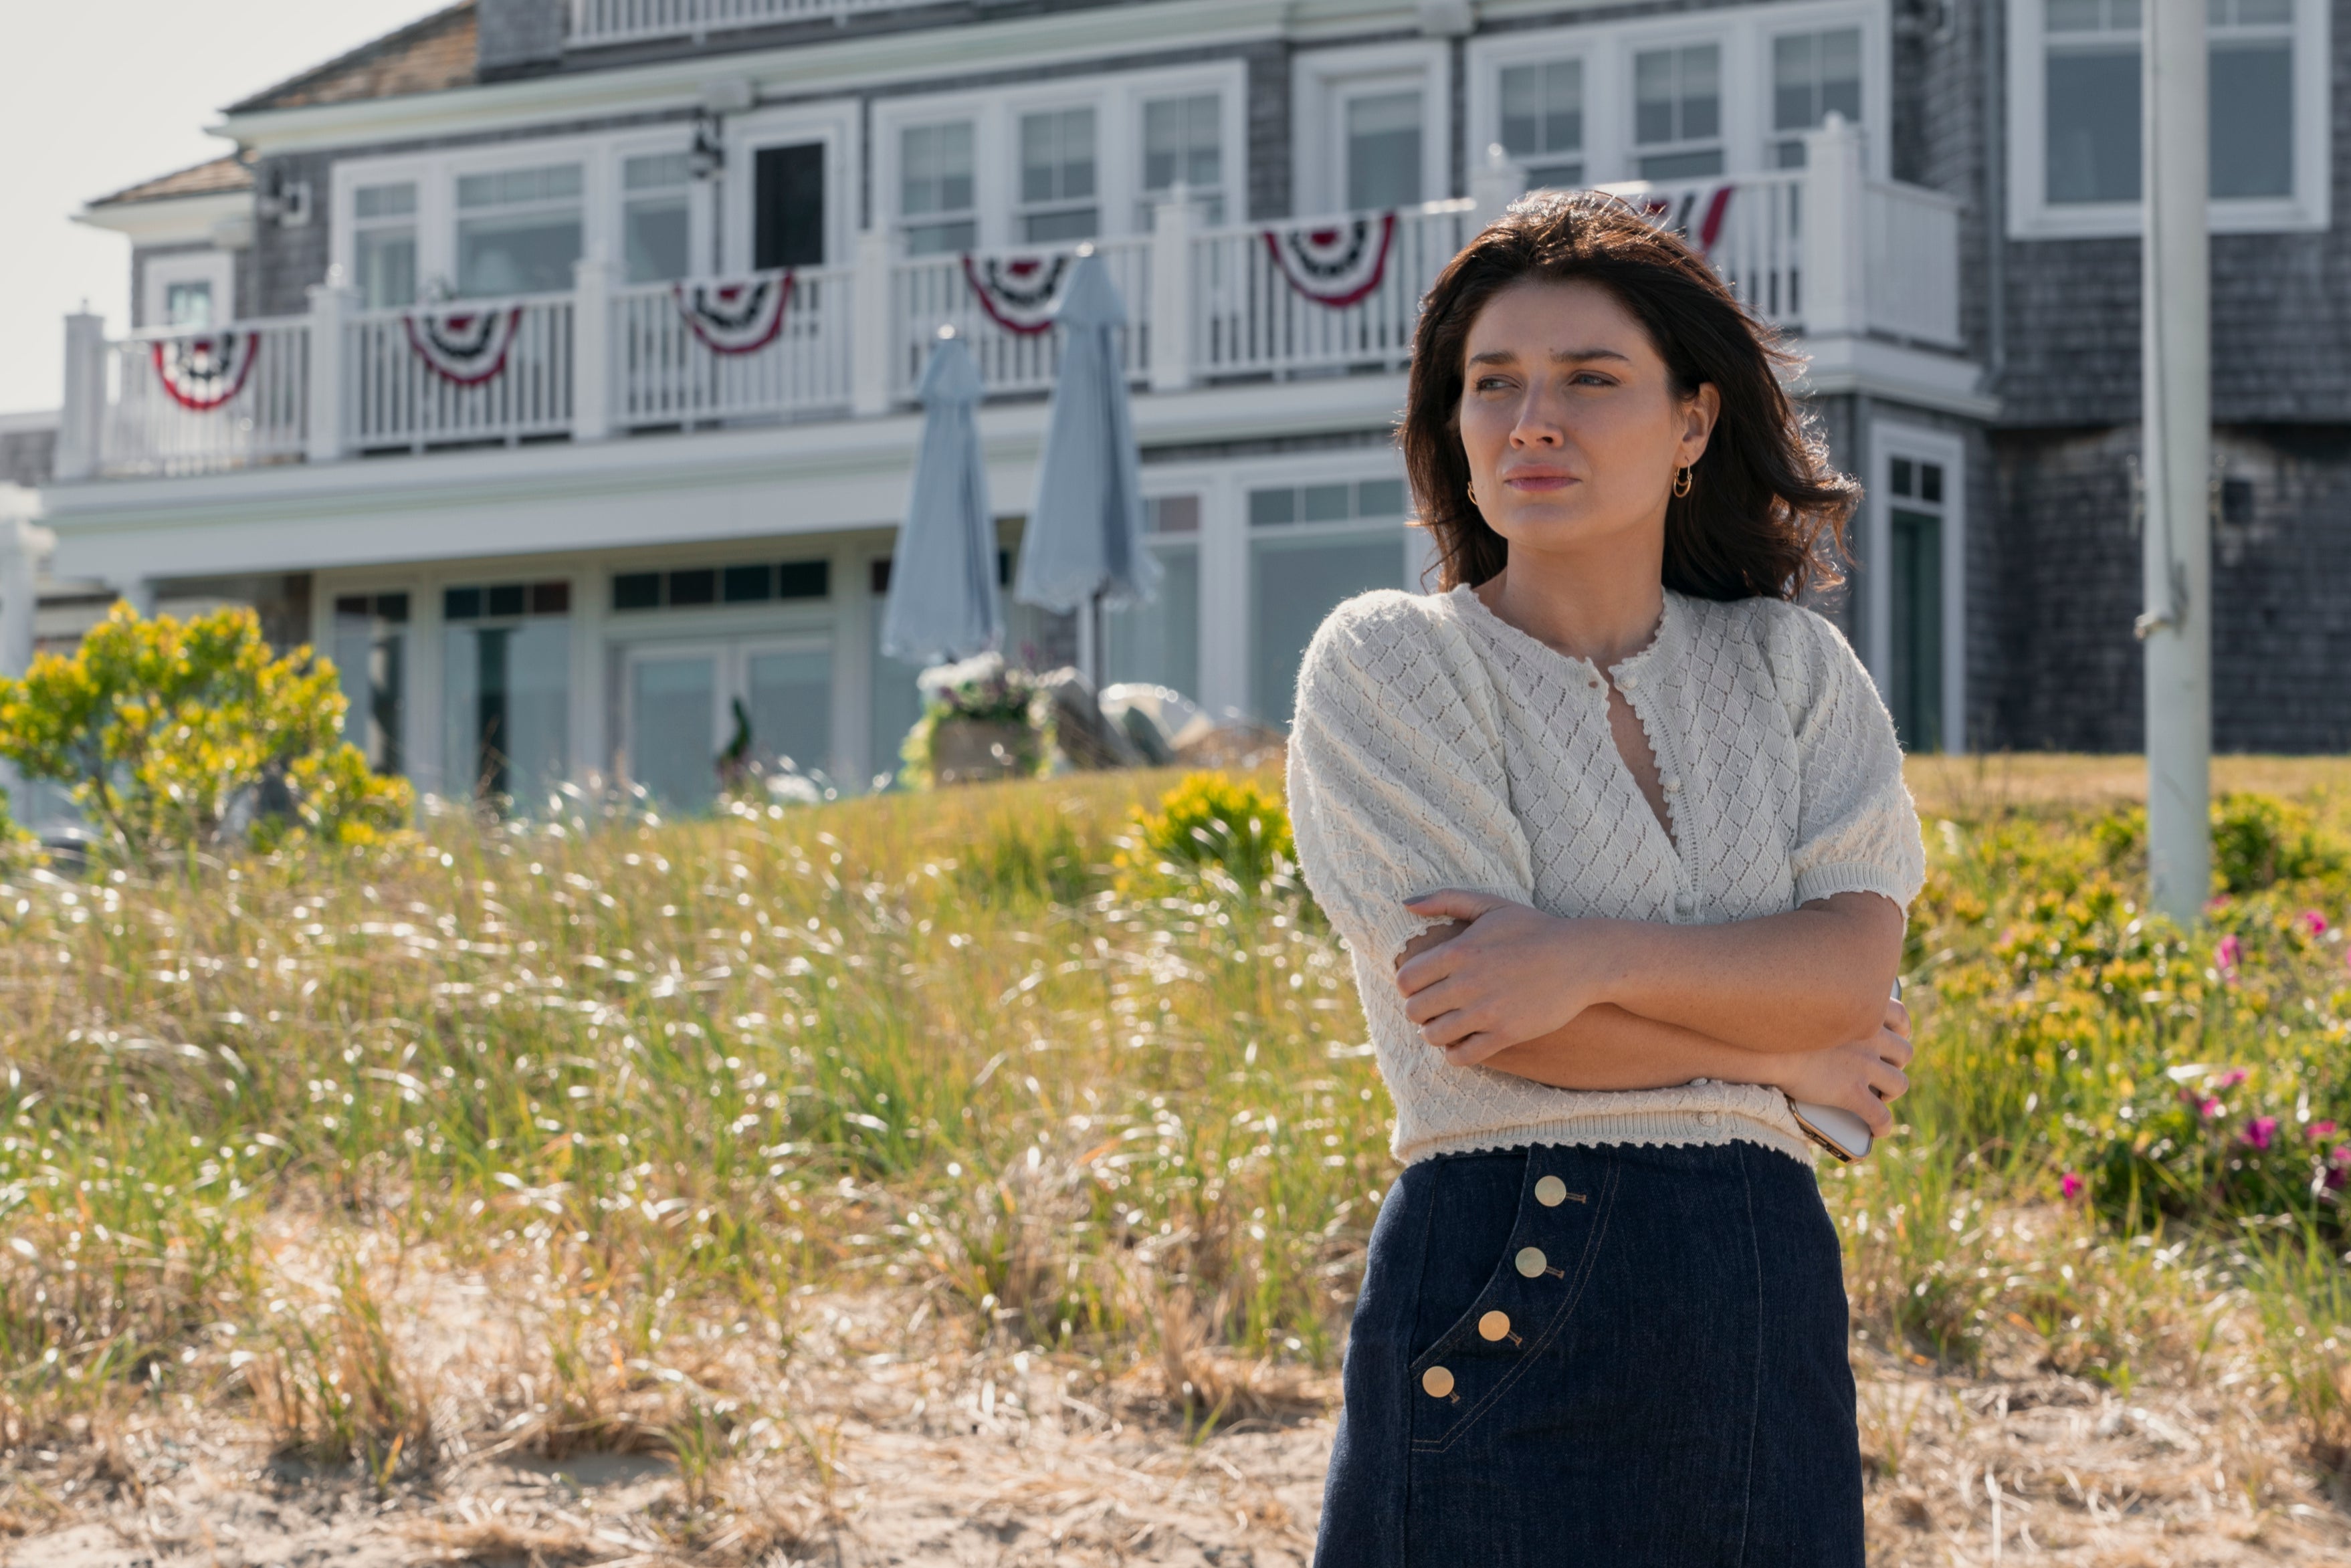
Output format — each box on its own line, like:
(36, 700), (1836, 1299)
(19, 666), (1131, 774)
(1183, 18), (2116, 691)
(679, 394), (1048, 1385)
(1864, 180), (1964, 349)
(1601, 171), (1806, 330)
(890, 237), (1152, 401)
(569, 0), (932, 46)
(347, 296), (575, 451)
(1191, 199), (1477, 381)
(97, 320), (308, 478)
(614, 267), (853, 428)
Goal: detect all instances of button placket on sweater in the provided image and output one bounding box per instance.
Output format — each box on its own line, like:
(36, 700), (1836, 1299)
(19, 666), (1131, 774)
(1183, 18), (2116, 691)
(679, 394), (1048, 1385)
(1610, 619), (1701, 927)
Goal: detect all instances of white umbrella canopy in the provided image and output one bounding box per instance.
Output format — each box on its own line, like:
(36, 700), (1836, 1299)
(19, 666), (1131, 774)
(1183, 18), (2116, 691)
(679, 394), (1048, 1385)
(1014, 251), (1158, 677)
(880, 330), (1003, 666)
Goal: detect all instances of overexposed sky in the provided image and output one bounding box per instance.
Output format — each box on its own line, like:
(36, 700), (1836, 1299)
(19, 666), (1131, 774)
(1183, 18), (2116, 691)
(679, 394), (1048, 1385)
(0, 1), (442, 415)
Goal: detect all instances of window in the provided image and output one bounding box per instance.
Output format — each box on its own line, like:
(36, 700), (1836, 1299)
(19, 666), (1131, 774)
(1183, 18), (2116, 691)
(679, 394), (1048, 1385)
(442, 580), (571, 804)
(622, 154), (692, 284)
(352, 182), (418, 309)
(1771, 27), (1862, 167)
(753, 143), (827, 269)
(1248, 479), (1413, 725)
(1883, 457), (1947, 752)
(1634, 43), (1723, 180)
(901, 122), (977, 256)
(1105, 496), (1201, 697)
(1142, 94), (1224, 225)
(1346, 90), (1424, 209)
(332, 592), (409, 776)
(455, 164), (583, 297)
(1019, 107), (1098, 242)
(2039, 0), (2301, 210)
(163, 280), (215, 328)
(611, 558), (830, 611)
(1500, 60), (1585, 191)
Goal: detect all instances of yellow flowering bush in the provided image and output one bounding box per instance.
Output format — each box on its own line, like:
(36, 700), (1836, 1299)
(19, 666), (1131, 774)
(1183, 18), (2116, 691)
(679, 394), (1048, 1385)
(1115, 771), (1298, 901)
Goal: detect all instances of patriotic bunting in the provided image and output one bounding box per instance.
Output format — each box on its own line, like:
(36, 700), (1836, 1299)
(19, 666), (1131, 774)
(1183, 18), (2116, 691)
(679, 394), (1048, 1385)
(150, 333), (258, 413)
(961, 253), (1068, 335)
(674, 272), (793, 355)
(1261, 213), (1396, 308)
(403, 306), (524, 386)
(1633, 184), (1737, 254)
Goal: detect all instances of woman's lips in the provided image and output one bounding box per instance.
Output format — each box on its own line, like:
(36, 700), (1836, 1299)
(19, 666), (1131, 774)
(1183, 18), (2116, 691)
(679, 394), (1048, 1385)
(1502, 473), (1577, 492)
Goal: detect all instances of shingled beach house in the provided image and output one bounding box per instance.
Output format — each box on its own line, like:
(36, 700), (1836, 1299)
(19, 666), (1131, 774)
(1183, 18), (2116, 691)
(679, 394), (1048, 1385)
(8, 0), (2345, 812)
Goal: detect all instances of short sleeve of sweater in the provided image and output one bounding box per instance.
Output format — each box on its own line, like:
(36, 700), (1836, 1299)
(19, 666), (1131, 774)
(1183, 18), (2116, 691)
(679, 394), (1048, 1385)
(1762, 602), (1927, 911)
(1287, 592), (1537, 969)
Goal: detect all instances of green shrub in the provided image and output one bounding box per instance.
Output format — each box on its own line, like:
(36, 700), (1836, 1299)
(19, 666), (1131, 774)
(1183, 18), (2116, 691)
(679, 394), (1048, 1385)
(2089, 792), (2348, 893)
(0, 602), (411, 861)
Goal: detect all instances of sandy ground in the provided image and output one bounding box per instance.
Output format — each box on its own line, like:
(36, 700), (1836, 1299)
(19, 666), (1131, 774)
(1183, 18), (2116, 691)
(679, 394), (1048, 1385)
(5, 1290), (2347, 1568)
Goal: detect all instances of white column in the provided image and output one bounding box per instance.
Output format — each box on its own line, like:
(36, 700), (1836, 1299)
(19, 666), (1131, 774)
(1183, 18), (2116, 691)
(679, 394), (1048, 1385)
(117, 579), (157, 617)
(850, 229), (896, 418)
(410, 579), (446, 798)
(55, 312), (108, 483)
(837, 542), (878, 787)
(570, 562), (607, 784)
(1196, 475), (1250, 718)
(1148, 187), (1197, 395)
(1469, 142), (1520, 227)
(572, 250), (616, 444)
(1801, 113), (1867, 338)
(0, 516), (54, 679)
(2140, 0), (2212, 925)
(304, 280), (354, 465)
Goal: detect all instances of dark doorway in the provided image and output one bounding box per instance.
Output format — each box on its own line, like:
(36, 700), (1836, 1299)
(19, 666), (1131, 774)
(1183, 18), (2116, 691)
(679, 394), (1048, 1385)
(754, 143), (826, 269)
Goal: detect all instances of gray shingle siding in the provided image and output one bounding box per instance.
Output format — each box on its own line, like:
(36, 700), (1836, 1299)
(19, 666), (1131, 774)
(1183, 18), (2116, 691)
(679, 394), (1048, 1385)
(477, 0), (566, 80)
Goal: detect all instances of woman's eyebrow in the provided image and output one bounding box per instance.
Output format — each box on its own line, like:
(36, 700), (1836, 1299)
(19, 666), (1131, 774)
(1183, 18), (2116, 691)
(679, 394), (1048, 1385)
(1465, 347), (1633, 367)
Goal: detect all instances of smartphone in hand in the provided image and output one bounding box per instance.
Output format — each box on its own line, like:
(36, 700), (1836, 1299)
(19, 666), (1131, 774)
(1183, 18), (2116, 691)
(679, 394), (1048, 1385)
(1787, 978), (1902, 1163)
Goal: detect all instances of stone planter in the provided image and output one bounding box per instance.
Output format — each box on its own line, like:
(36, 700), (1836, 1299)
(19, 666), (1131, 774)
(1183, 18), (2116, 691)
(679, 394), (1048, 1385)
(928, 717), (1037, 785)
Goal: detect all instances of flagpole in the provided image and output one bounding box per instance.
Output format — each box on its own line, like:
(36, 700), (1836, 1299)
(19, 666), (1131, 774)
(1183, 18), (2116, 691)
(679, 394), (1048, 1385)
(2138, 0), (2213, 925)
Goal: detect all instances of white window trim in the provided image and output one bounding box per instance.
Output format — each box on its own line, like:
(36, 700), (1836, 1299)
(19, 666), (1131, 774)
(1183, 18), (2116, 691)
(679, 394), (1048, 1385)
(140, 251), (235, 332)
(1863, 421), (1966, 754)
(1465, 0), (1889, 190)
(872, 62), (1245, 253)
(2006, 0), (2330, 237)
(1292, 39), (1451, 216)
(720, 100), (859, 275)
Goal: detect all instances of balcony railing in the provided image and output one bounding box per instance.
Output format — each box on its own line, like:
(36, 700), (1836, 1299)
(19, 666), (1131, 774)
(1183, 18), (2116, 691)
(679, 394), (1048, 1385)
(568, 0), (934, 47)
(52, 123), (1964, 483)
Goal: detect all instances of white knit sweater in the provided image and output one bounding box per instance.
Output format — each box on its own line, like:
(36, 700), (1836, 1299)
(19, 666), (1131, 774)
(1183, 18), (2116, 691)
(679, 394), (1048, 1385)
(1286, 584), (1926, 1165)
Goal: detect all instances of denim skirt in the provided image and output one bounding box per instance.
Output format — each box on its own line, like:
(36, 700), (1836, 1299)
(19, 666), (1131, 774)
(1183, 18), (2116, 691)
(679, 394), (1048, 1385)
(1314, 1141), (1862, 1567)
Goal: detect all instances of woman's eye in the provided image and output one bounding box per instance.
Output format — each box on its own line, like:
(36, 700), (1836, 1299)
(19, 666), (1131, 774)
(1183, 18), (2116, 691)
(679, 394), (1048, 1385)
(1571, 372), (1615, 387)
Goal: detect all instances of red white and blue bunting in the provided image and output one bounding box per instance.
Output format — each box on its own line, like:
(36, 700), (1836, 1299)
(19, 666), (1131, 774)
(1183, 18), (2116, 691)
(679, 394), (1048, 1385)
(403, 306), (524, 386)
(674, 272), (793, 354)
(1632, 184), (1737, 255)
(150, 332), (258, 413)
(1261, 213), (1396, 308)
(961, 253), (1068, 335)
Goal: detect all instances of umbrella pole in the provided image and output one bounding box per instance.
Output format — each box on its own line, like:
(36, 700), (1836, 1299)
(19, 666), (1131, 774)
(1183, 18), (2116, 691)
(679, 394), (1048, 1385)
(1089, 588), (1105, 691)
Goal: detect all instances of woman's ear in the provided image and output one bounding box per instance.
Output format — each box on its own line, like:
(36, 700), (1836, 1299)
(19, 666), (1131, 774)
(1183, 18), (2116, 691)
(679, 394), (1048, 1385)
(1680, 382), (1722, 465)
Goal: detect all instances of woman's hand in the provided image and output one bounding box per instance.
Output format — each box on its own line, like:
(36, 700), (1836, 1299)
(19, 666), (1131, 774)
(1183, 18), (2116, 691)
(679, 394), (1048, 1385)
(1393, 890), (1609, 1065)
(1766, 995), (1914, 1137)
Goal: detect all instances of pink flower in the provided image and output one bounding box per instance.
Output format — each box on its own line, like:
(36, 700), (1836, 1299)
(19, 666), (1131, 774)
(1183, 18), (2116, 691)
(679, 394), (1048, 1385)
(2308, 1121), (2340, 1141)
(2215, 935), (2243, 977)
(2060, 1171), (2085, 1200)
(2300, 909), (2330, 937)
(2325, 1166), (2346, 1192)
(2245, 1117), (2279, 1150)
(2331, 1144), (2351, 1169)
(2215, 1067), (2250, 1090)
(2197, 1097), (2225, 1119)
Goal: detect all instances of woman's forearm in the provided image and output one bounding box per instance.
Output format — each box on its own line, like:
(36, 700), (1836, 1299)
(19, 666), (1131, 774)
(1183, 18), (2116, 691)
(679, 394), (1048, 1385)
(1477, 1003), (1795, 1091)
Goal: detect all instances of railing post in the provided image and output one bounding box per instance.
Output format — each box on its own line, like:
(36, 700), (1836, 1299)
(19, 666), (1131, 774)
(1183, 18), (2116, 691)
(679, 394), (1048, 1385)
(851, 228), (896, 417)
(1469, 142), (1521, 227)
(305, 279), (354, 465)
(572, 249), (615, 443)
(1802, 112), (1867, 337)
(1149, 187), (1197, 395)
(56, 311), (107, 482)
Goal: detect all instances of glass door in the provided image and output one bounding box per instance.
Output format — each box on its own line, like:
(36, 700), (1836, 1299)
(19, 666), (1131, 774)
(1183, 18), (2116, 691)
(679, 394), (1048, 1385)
(1883, 454), (1947, 753)
(625, 646), (724, 813)
(741, 640), (833, 779)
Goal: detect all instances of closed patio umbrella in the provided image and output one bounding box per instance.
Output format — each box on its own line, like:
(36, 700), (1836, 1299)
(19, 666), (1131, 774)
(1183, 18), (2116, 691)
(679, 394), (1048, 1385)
(880, 328), (1003, 665)
(1014, 250), (1158, 686)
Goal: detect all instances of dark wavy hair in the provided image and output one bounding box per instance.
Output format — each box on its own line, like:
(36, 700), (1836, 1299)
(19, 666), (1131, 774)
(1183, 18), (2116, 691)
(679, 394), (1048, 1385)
(1401, 190), (1858, 598)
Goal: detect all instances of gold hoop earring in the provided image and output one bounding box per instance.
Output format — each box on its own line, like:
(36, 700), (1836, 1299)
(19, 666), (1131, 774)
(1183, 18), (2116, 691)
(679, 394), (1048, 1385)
(1467, 482), (1480, 506)
(1673, 466), (1694, 499)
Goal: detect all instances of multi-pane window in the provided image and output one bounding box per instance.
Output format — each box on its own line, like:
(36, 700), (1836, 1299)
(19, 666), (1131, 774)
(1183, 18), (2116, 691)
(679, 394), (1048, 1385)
(2044, 0), (2296, 206)
(441, 580), (571, 805)
(1346, 90), (1425, 210)
(163, 279), (215, 328)
(352, 182), (417, 310)
(1142, 95), (1224, 225)
(1019, 107), (1099, 243)
(1500, 60), (1586, 191)
(621, 153), (692, 284)
(1633, 44), (1723, 180)
(1771, 27), (1863, 167)
(1248, 479), (1411, 725)
(455, 164), (583, 296)
(1105, 496), (1201, 698)
(901, 121), (977, 256)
